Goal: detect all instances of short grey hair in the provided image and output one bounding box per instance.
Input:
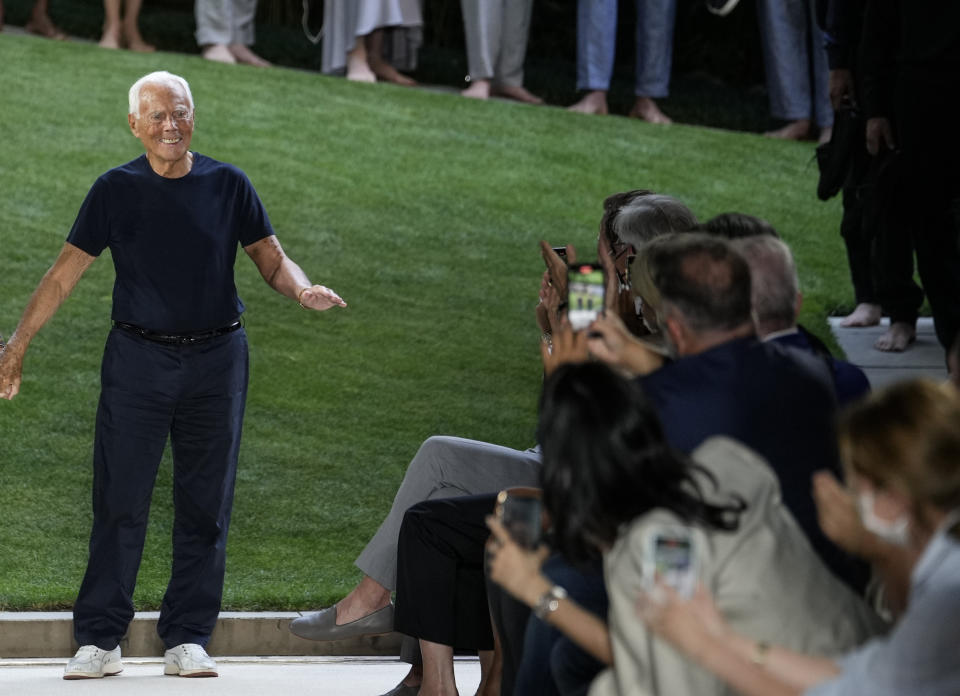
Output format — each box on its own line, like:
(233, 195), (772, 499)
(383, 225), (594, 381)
(613, 194), (698, 248)
(732, 236), (799, 334)
(128, 71), (194, 116)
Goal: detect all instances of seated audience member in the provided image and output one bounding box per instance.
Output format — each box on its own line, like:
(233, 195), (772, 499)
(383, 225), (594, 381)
(639, 379), (960, 696)
(732, 234), (870, 406)
(394, 234), (869, 696)
(459, 0), (540, 103)
(698, 212), (779, 239)
(486, 363), (882, 696)
(99, 0), (153, 51)
(195, 0), (270, 66)
(321, 0), (421, 84)
(568, 0), (676, 123)
(289, 191), (688, 689)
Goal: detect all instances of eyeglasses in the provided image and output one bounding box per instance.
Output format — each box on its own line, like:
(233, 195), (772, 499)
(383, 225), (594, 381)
(146, 110), (192, 125)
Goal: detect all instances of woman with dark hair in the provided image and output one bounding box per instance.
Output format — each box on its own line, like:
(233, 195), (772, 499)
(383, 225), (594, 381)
(487, 363), (882, 696)
(636, 379), (960, 696)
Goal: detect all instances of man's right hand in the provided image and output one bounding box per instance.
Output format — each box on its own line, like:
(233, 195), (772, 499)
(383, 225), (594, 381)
(866, 117), (895, 156)
(539, 240), (575, 301)
(0, 342), (23, 400)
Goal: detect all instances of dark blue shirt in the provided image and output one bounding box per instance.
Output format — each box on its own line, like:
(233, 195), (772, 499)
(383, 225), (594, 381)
(67, 153), (275, 332)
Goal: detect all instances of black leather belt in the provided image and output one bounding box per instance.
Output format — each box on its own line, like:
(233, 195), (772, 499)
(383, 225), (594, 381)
(114, 321), (242, 345)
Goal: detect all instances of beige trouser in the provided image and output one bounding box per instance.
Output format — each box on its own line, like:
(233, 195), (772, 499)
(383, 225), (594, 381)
(460, 0), (535, 86)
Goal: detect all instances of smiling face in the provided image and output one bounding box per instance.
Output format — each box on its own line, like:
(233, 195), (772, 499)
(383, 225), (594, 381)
(128, 82), (195, 177)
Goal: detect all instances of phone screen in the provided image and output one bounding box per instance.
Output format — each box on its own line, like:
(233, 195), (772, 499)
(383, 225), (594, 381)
(651, 533), (696, 597)
(567, 263), (605, 331)
(497, 494), (542, 550)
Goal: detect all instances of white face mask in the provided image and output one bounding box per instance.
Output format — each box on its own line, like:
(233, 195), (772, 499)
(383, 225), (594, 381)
(857, 490), (911, 547)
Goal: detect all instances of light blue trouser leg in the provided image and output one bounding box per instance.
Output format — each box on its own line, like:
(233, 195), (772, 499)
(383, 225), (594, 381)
(634, 0), (676, 98)
(576, 0), (617, 91)
(195, 0), (257, 46)
(756, 0), (832, 127)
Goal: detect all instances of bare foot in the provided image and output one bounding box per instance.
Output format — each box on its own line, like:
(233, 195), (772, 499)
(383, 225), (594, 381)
(629, 96), (672, 124)
(492, 85), (543, 105)
(765, 119), (811, 140)
(26, 14), (67, 40)
(568, 91), (608, 115)
(874, 321), (916, 352)
(203, 43), (236, 63)
(124, 28), (155, 53)
(98, 29), (121, 49)
(229, 43), (271, 67)
(818, 125), (833, 144)
(368, 57), (416, 86)
(839, 303), (882, 327)
(462, 79), (491, 100)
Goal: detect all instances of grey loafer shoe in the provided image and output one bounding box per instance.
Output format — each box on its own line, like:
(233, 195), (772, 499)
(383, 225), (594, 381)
(289, 602), (394, 641)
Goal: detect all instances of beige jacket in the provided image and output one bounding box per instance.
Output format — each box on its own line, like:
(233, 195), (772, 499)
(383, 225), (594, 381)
(589, 436), (885, 696)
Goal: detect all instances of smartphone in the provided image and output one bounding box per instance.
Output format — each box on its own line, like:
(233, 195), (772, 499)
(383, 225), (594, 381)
(552, 246), (568, 258)
(641, 525), (698, 598)
(566, 262), (605, 331)
(495, 488), (543, 550)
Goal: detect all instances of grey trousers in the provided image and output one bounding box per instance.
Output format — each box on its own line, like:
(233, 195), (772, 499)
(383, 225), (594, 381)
(195, 0), (258, 47)
(459, 0), (535, 86)
(355, 435), (542, 590)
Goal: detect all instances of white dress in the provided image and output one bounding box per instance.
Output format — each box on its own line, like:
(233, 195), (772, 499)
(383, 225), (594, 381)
(321, 0), (423, 75)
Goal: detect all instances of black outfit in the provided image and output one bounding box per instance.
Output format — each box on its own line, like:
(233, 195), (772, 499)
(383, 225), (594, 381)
(859, 0), (960, 351)
(816, 0), (923, 323)
(66, 153), (274, 649)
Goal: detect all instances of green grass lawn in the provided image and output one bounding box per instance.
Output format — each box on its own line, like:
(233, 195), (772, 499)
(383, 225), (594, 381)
(0, 33), (850, 610)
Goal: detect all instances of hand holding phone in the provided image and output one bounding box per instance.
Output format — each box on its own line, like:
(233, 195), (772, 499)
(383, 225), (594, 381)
(495, 488), (543, 550)
(641, 525), (699, 599)
(567, 262), (605, 331)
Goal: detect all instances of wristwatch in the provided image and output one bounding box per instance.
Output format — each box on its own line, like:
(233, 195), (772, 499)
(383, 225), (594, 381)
(533, 585), (567, 620)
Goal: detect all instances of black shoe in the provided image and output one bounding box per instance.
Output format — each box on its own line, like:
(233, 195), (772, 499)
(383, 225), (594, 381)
(816, 104), (863, 201)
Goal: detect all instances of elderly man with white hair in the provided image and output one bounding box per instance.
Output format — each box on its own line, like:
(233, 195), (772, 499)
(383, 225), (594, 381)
(0, 70), (346, 680)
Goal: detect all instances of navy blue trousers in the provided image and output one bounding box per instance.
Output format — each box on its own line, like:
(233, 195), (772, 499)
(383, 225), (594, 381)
(73, 327), (248, 650)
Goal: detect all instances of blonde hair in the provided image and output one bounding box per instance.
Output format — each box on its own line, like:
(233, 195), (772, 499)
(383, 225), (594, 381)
(630, 235), (674, 320)
(839, 380), (960, 516)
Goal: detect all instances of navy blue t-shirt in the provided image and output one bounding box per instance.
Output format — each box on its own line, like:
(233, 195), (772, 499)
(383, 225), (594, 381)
(67, 153), (275, 332)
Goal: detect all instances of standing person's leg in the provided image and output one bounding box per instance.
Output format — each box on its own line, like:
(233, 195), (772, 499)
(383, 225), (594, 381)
(569, 0), (617, 114)
(156, 330), (248, 656)
(491, 0), (542, 104)
(68, 331), (176, 676)
(121, 0), (154, 51)
(805, 0), (832, 142)
(838, 143), (883, 327)
(195, 0), (236, 63)
(630, 0), (675, 124)
(460, 0), (501, 99)
(99, 0), (122, 48)
(756, 0), (812, 139)
(227, 0), (270, 66)
(26, 0), (66, 39)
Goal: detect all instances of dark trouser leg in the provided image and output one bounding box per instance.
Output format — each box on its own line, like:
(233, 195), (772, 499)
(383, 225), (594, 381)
(514, 555), (607, 696)
(486, 575), (530, 696)
(73, 331), (176, 650)
(157, 330), (248, 648)
(394, 494), (497, 651)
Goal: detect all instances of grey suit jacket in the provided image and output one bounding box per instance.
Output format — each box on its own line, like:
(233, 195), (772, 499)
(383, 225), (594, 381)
(589, 436), (885, 696)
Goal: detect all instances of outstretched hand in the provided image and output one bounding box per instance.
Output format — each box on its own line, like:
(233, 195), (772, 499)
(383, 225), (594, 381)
(0, 339), (23, 401)
(540, 240), (576, 300)
(299, 285), (347, 311)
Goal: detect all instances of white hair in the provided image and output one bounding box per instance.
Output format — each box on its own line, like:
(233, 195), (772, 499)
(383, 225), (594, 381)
(732, 235), (799, 333)
(128, 71), (194, 116)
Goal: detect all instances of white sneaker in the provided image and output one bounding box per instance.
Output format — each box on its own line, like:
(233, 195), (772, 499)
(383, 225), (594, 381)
(163, 643), (218, 677)
(63, 645), (123, 680)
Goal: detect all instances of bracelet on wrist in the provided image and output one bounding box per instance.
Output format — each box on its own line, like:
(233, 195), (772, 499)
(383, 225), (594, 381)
(751, 640), (771, 667)
(533, 585), (567, 620)
(297, 287), (310, 309)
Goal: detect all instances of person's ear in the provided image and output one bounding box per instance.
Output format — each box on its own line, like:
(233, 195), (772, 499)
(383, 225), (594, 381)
(664, 316), (688, 355)
(128, 113), (138, 136)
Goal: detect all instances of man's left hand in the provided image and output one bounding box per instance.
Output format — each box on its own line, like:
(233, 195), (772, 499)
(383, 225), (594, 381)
(299, 285), (347, 311)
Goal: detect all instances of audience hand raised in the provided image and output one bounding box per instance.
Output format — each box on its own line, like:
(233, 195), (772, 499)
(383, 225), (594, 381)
(812, 471), (870, 557)
(636, 583), (730, 656)
(540, 240), (576, 301)
(541, 322), (590, 376)
(587, 314), (664, 376)
(485, 515), (551, 606)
